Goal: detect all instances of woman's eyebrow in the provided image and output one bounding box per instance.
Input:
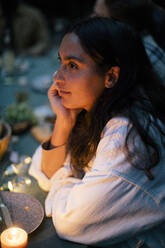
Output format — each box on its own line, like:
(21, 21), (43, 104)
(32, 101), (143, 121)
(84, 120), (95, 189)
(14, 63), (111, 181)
(58, 52), (85, 63)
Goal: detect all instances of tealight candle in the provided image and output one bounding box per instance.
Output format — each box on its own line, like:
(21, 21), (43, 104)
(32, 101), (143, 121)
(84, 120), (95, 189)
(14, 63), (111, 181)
(0, 227), (28, 248)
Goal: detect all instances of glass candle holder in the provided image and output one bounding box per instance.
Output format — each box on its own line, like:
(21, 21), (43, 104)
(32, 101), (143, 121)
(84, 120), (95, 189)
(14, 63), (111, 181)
(0, 227), (28, 248)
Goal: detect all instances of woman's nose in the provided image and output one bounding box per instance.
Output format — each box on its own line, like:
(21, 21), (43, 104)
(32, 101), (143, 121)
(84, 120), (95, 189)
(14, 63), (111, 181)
(53, 69), (64, 84)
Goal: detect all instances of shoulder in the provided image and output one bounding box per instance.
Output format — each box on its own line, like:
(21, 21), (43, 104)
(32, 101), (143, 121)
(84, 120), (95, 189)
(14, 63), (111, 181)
(95, 116), (131, 161)
(102, 116), (131, 138)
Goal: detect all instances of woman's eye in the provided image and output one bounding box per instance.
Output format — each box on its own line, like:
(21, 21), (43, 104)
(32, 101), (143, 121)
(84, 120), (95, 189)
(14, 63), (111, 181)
(68, 62), (78, 70)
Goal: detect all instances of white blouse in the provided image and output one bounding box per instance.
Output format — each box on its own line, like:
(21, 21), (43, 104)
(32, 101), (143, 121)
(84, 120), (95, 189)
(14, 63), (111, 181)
(29, 117), (165, 247)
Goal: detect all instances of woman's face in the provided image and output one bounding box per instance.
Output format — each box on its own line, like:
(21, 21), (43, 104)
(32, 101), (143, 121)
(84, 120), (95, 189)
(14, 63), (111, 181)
(53, 32), (105, 111)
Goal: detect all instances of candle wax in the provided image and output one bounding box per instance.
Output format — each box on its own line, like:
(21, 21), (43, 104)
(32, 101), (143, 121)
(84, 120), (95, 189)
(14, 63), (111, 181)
(0, 227), (28, 248)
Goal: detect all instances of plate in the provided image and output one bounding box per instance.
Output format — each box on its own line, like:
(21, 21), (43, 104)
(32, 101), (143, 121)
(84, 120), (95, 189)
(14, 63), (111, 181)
(0, 191), (44, 233)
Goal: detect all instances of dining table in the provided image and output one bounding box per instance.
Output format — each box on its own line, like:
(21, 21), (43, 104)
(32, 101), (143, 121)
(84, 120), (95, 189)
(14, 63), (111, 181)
(0, 44), (90, 248)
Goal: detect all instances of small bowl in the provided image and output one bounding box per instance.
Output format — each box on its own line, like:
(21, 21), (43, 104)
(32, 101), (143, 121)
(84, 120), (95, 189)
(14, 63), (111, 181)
(0, 121), (11, 160)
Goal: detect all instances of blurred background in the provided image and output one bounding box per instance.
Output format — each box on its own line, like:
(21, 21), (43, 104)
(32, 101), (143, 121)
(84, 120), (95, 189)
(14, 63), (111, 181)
(0, 0), (96, 55)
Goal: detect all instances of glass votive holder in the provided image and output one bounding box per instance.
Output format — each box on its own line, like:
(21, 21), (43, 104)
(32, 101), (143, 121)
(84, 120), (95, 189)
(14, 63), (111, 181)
(0, 227), (28, 248)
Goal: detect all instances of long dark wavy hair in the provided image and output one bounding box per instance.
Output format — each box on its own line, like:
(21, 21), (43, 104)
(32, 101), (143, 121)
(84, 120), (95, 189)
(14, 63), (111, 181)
(65, 17), (165, 179)
(104, 0), (165, 51)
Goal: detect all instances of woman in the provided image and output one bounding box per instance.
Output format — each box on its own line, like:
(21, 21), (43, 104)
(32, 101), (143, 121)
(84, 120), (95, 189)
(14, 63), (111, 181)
(93, 0), (165, 84)
(29, 17), (165, 247)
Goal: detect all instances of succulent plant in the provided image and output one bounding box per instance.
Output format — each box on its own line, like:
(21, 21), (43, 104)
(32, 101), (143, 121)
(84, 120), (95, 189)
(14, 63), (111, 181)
(4, 102), (37, 125)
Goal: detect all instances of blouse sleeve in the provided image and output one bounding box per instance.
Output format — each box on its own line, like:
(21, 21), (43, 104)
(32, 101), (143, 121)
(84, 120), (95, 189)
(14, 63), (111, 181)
(28, 145), (72, 192)
(46, 117), (164, 246)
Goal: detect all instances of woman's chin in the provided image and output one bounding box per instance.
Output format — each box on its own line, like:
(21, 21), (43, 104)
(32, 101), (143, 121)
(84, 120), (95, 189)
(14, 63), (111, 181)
(61, 100), (75, 109)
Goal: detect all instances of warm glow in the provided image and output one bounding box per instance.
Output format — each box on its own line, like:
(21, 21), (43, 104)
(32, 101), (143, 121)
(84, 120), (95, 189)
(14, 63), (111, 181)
(24, 178), (31, 185)
(24, 157), (32, 164)
(8, 181), (14, 191)
(0, 227), (28, 248)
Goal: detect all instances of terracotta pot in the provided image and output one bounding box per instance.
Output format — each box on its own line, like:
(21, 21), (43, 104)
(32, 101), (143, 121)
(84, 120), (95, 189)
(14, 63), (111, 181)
(0, 121), (11, 160)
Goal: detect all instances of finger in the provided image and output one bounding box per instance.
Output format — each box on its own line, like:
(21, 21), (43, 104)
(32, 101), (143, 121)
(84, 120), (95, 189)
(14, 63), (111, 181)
(48, 82), (58, 92)
(48, 90), (59, 102)
(48, 83), (58, 97)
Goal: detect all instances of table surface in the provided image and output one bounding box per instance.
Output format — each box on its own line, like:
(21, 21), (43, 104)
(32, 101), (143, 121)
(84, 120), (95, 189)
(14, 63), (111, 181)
(0, 48), (89, 248)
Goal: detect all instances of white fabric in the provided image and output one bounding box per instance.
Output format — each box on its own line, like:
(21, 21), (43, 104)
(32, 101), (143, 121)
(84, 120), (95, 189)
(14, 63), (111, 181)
(29, 147), (72, 192)
(29, 117), (165, 247)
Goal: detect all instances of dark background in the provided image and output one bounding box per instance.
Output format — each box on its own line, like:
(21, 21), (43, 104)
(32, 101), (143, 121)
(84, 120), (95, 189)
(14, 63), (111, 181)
(0, 0), (96, 33)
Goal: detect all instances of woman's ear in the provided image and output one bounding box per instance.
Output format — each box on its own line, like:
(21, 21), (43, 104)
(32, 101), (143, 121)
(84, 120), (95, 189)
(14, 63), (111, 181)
(105, 66), (120, 88)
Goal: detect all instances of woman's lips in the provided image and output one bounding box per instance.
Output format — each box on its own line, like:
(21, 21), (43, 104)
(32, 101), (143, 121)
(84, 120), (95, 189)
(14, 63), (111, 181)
(58, 90), (71, 96)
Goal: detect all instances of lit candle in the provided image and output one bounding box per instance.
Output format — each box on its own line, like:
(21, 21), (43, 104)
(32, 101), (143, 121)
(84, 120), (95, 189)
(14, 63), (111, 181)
(0, 227), (28, 248)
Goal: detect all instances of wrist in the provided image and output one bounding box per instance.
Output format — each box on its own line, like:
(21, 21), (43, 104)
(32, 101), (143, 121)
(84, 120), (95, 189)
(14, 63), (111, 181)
(56, 115), (75, 131)
(42, 139), (66, 150)
(50, 121), (71, 147)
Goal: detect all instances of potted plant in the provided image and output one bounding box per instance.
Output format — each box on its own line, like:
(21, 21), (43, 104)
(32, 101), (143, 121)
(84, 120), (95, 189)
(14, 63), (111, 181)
(4, 102), (37, 134)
